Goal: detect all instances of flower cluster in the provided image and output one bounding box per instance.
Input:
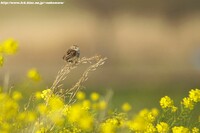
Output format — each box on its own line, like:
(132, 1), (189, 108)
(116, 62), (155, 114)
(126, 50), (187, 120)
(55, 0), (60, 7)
(160, 96), (177, 112)
(0, 38), (18, 55)
(182, 89), (200, 110)
(0, 86), (199, 132)
(127, 108), (159, 132)
(0, 38), (18, 67)
(27, 68), (41, 81)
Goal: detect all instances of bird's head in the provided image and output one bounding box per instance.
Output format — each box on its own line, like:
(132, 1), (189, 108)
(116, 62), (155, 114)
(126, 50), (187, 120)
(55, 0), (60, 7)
(71, 45), (79, 51)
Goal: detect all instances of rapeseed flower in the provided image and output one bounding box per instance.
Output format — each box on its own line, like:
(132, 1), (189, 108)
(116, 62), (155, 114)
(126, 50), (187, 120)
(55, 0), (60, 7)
(182, 97), (194, 110)
(101, 118), (120, 133)
(121, 102), (132, 112)
(128, 109), (148, 132)
(35, 127), (47, 133)
(172, 126), (190, 133)
(17, 111), (36, 122)
(48, 111), (64, 125)
(41, 89), (52, 101)
(67, 103), (94, 131)
(0, 38), (18, 68)
(98, 100), (107, 110)
(0, 93), (19, 120)
(27, 68), (41, 81)
(146, 108), (158, 123)
(101, 122), (115, 133)
(49, 96), (64, 111)
(151, 108), (159, 116)
(62, 105), (71, 116)
(12, 91), (22, 101)
(145, 123), (156, 133)
(79, 116), (93, 131)
(0, 122), (10, 132)
(35, 91), (42, 100)
(37, 103), (47, 115)
(192, 127), (199, 133)
(189, 89), (200, 102)
(171, 106), (178, 112)
(160, 96), (177, 112)
(160, 96), (174, 108)
(76, 91), (85, 100)
(2, 38), (18, 54)
(156, 122), (169, 133)
(67, 104), (84, 122)
(82, 100), (91, 110)
(90, 92), (99, 101)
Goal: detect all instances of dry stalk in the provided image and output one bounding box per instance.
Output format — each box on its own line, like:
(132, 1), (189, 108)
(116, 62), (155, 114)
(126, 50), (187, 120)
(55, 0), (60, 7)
(50, 55), (107, 104)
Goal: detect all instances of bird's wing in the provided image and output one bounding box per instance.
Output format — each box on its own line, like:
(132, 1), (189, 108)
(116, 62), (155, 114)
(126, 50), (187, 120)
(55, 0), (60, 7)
(64, 49), (77, 61)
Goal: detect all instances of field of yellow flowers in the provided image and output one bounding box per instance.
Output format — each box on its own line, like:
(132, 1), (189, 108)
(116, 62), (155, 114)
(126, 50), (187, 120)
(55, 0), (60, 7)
(0, 39), (199, 133)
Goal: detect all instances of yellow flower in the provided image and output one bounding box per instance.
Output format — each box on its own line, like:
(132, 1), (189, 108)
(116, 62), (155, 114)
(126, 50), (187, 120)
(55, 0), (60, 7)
(172, 126), (190, 133)
(76, 91), (85, 100)
(0, 55), (4, 67)
(145, 123), (156, 133)
(2, 38), (18, 54)
(0, 93), (19, 120)
(182, 97), (194, 110)
(98, 100), (107, 110)
(27, 68), (41, 81)
(189, 89), (200, 102)
(79, 116), (93, 131)
(101, 122), (115, 133)
(171, 106), (178, 112)
(82, 100), (91, 110)
(101, 118), (120, 133)
(48, 111), (64, 125)
(35, 91), (42, 100)
(17, 111), (36, 122)
(35, 127), (47, 133)
(37, 103), (47, 115)
(68, 104), (83, 122)
(128, 109), (149, 132)
(156, 122), (169, 133)
(160, 96), (174, 109)
(49, 96), (64, 111)
(41, 89), (52, 101)
(12, 91), (22, 101)
(90, 92), (99, 101)
(139, 108), (149, 117)
(1, 122), (10, 132)
(62, 105), (71, 116)
(192, 127), (199, 133)
(128, 117), (146, 131)
(151, 108), (159, 116)
(67, 103), (93, 131)
(147, 112), (156, 123)
(121, 102), (132, 112)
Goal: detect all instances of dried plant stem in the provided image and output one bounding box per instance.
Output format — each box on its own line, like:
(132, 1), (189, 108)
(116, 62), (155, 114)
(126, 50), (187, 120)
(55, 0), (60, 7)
(50, 55), (107, 104)
(67, 57), (107, 104)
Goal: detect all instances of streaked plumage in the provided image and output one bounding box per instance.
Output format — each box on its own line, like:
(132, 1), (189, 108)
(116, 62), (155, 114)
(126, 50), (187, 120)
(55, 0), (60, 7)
(63, 45), (80, 63)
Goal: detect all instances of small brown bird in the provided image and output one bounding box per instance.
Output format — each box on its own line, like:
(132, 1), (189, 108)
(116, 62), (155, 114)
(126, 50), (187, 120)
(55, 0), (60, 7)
(63, 45), (80, 63)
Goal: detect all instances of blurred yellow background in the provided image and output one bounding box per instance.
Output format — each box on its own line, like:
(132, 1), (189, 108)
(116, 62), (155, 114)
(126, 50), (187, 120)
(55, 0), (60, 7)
(1, 0), (200, 92)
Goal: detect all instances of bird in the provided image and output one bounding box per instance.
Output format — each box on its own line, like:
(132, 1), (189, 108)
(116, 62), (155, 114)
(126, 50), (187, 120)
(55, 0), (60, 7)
(63, 45), (80, 63)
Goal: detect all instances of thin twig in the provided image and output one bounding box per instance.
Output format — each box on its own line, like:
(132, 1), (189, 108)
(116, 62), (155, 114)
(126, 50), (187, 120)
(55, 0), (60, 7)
(49, 55), (107, 104)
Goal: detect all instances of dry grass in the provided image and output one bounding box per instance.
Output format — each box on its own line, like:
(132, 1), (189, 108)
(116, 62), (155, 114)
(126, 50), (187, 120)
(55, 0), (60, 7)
(50, 55), (107, 104)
